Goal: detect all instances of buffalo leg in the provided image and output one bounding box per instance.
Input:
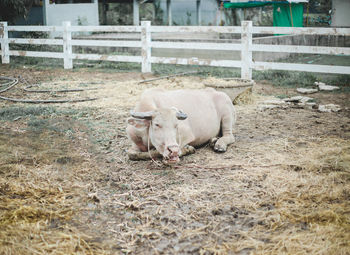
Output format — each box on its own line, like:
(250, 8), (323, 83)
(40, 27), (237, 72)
(214, 110), (235, 152)
(126, 125), (148, 152)
(128, 149), (162, 161)
(128, 145), (195, 161)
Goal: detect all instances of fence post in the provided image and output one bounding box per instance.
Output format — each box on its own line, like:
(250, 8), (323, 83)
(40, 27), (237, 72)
(141, 21), (151, 73)
(62, 21), (73, 69)
(241, 21), (252, 80)
(0, 22), (10, 64)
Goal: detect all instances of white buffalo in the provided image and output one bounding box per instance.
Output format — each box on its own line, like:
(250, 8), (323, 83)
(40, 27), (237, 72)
(126, 88), (236, 163)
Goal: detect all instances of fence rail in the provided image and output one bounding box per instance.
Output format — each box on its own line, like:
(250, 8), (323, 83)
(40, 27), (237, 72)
(1, 21), (350, 78)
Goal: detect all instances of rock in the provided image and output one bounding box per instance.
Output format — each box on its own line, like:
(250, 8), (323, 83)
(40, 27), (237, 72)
(262, 99), (286, 105)
(258, 104), (281, 111)
(296, 88), (318, 94)
(259, 96), (318, 111)
(315, 82), (340, 91)
(305, 102), (317, 110)
(306, 102), (317, 106)
(318, 104), (341, 113)
(283, 96), (313, 104)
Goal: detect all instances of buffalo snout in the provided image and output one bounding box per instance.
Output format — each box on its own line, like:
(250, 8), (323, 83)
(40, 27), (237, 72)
(163, 144), (181, 164)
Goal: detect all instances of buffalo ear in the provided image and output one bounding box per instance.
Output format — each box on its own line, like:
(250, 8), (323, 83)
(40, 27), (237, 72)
(127, 117), (150, 128)
(176, 111), (187, 120)
(130, 110), (154, 120)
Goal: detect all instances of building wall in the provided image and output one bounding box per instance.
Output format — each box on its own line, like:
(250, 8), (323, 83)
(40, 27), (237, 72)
(44, 0), (99, 26)
(97, 0), (272, 26)
(159, 0), (220, 26)
(332, 0), (350, 27)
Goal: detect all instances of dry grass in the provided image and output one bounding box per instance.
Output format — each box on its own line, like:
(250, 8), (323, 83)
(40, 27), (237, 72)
(233, 87), (255, 105)
(203, 77), (254, 88)
(0, 128), (109, 255)
(0, 69), (349, 254)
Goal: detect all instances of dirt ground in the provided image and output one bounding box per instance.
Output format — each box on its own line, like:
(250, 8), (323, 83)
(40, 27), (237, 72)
(0, 67), (349, 255)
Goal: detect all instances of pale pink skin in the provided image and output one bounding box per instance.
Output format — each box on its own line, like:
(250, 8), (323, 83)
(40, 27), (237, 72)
(126, 88), (236, 163)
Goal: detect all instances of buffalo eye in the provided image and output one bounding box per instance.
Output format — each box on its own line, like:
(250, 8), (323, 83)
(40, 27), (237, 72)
(155, 123), (162, 128)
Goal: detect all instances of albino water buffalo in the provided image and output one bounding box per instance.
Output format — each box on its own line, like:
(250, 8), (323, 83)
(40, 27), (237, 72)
(126, 88), (236, 163)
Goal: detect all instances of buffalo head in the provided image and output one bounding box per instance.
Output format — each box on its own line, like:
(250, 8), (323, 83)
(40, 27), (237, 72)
(129, 108), (187, 163)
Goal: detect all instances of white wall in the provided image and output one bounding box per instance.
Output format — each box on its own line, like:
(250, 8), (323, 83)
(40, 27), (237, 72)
(160, 0), (221, 26)
(332, 0), (350, 27)
(44, 0), (99, 26)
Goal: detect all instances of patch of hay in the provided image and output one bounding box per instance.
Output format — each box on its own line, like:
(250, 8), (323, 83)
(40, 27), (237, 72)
(233, 87), (256, 105)
(203, 77), (254, 88)
(0, 178), (107, 255)
(277, 138), (350, 175)
(304, 141), (350, 173)
(0, 205), (60, 225)
(0, 222), (107, 255)
(0, 128), (109, 255)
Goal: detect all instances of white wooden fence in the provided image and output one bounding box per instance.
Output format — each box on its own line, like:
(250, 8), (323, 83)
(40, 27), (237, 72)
(1, 21), (350, 79)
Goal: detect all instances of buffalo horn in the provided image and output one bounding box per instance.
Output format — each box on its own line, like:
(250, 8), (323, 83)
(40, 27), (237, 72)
(130, 110), (154, 120)
(176, 111), (187, 120)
